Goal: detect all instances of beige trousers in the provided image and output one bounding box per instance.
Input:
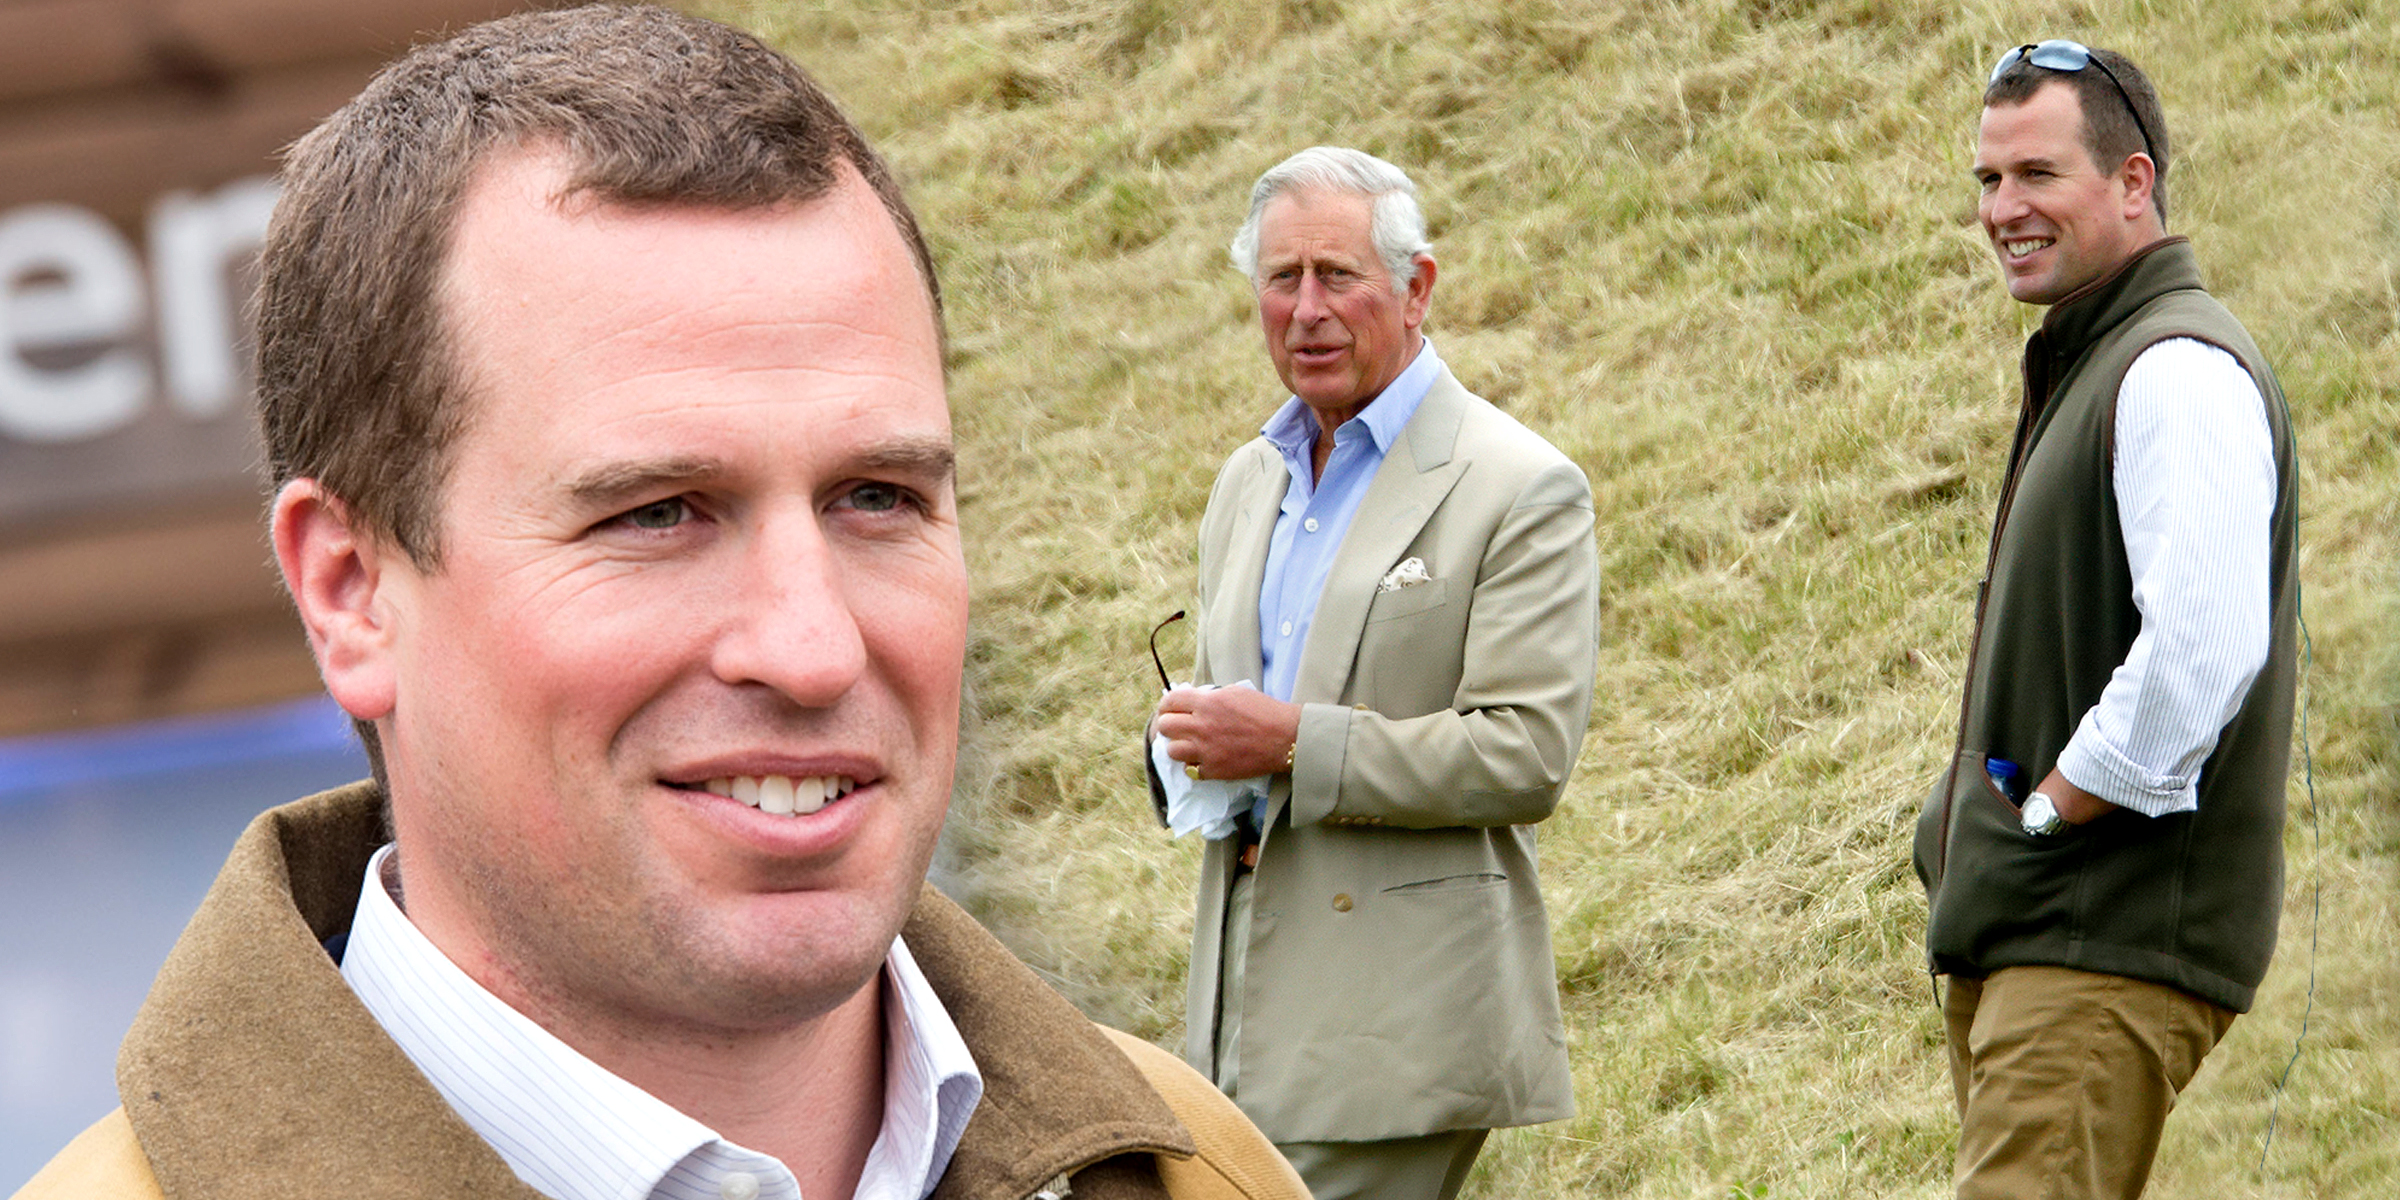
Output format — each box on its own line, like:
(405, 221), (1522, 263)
(1945, 965), (2236, 1200)
(1277, 1129), (1489, 1200)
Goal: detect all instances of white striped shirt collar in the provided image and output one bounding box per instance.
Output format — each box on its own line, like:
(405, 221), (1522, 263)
(339, 844), (982, 1200)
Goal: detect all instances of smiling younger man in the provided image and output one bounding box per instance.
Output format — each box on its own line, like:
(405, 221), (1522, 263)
(1150, 148), (1596, 1199)
(1914, 42), (2298, 1200)
(14, 8), (1307, 1200)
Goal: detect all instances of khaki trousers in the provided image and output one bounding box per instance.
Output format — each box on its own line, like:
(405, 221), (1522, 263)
(1277, 1129), (1489, 1200)
(1945, 966), (2236, 1200)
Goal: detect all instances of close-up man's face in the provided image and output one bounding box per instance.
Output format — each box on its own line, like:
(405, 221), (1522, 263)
(355, 148), (964, 1033)
(1974, 80), (2153, 305)
(1253, 187), (1432, 415)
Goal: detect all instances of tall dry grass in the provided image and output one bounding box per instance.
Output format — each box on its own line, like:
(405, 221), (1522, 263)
(709, 0), (2397, 1193)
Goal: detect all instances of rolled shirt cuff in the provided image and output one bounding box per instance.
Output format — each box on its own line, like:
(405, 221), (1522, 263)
(2055, 711), (2202, 818)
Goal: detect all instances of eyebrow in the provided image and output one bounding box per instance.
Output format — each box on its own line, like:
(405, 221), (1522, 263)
(1977, 153), (2066, 175)
(560, 435), (957, 509)
(565, 456), (725, 510)
(1259, 252), (1366, 276)
(849, 435), (958, 485)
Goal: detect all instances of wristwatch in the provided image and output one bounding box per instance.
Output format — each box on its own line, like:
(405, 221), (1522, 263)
(2021, 792), (2069, 837)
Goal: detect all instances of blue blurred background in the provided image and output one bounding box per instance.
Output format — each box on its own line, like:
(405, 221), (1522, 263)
(0, 697), (367, 1187)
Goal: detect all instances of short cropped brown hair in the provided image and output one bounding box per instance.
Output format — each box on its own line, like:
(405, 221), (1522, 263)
(1985, 45), (2171, 223)
(256, 3), (941, 569)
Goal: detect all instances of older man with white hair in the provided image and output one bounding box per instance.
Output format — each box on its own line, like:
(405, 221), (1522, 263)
(1149, 147), (1600, 1199)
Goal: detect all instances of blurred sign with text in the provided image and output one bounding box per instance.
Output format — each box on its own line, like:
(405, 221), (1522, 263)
(0, 178), (277, 525)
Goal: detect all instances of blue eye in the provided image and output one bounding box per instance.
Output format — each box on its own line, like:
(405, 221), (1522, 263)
(846, 483), (910, 513)
(624, 498), (688, 529)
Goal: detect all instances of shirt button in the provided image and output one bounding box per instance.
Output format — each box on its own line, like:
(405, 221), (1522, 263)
(1280, 620), (1293, 637)
(720, 1172), (761, 1200)
(1303, 517), (1320, 533)
(1332, 893), (1353, 912)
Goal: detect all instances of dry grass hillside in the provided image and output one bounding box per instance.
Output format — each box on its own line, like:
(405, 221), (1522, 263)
(709, 0), (2395, 1193)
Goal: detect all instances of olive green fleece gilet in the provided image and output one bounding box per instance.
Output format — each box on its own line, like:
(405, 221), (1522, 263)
(1914, 238), (2299, 1013)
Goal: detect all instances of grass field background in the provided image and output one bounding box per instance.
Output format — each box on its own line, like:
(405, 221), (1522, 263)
(708, 1), (2397, 1193)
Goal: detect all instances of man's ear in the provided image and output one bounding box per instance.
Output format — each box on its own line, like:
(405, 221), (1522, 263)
(1402, 253), (1438, 332)
(272, 480), (403, 723)
(2119, 152), (2160, 224)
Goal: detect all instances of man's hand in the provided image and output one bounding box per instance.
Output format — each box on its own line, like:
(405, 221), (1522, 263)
(1154, 686), (1302, 780)
(2036, 768), (2120, 825)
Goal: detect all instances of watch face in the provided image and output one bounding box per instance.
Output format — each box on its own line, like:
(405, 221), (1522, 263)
(2021, 794), (2065, 836)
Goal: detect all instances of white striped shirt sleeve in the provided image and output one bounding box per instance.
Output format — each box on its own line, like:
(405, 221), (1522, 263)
(2055, 337), (2278, 816)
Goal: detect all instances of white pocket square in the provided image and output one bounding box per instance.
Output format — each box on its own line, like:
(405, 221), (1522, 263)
(1377, 557), (1432, 593)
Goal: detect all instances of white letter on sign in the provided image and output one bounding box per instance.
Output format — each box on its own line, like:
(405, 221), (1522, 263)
(0, 205), (151, 442)
(151, 177), (278, 419)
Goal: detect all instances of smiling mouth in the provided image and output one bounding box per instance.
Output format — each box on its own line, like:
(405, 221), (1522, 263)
(2001, 237), (2054, 259)
(688, 774), (858, 817)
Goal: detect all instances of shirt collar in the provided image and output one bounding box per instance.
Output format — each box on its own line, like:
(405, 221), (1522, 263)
(339, 844), (982, 1200)
(869, 933), (985, 1197)
(1261, 336), (1443, 458)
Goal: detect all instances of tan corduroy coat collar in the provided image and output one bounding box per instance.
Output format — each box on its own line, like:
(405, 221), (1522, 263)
(112, 782), (1197, 1200)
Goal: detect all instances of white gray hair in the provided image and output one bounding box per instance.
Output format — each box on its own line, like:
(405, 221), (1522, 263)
(1228, 146), (1430, 293)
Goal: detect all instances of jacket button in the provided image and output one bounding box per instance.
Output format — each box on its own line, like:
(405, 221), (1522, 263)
(1331, 893), (1353, 912)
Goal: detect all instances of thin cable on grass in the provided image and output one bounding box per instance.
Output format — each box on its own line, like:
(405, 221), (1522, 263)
(2256, 584), (2319, 1182)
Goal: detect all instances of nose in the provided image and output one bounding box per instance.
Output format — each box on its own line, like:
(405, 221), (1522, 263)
(1983, 177), (2028, 228)
(710, 506), (868, 707)
(1291, 270), (1330, 325)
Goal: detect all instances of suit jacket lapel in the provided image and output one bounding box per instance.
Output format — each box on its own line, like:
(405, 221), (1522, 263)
(1292, 368), (1470, 703)
(1207, 449), (1285, 685)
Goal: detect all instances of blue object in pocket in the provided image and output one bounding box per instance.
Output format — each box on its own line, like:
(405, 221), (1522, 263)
(1984, 756), (2025, 804)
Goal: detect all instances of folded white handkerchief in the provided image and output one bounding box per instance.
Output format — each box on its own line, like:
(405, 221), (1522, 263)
(1152, 680), (1271, 839)
(1377, 556), (1431, 593)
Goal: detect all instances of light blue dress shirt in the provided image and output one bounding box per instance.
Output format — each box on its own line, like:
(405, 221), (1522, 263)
(1256, 338), (1442, 703)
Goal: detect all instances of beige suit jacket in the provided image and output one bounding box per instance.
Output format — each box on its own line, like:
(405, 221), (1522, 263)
(1177, 365), (1596, 1143)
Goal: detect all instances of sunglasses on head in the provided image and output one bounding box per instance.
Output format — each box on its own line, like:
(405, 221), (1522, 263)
(1990, 39), (2159, 168)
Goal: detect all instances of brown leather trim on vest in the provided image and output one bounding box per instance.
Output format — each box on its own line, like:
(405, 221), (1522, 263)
(115, 783), (1195, 1200)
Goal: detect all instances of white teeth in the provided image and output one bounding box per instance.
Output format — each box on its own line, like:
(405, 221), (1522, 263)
(758, 775), (796, 815)
(2004, 238), (2052, 257)
(708, 774), (857, 816)
(792, 776), (825, 816)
